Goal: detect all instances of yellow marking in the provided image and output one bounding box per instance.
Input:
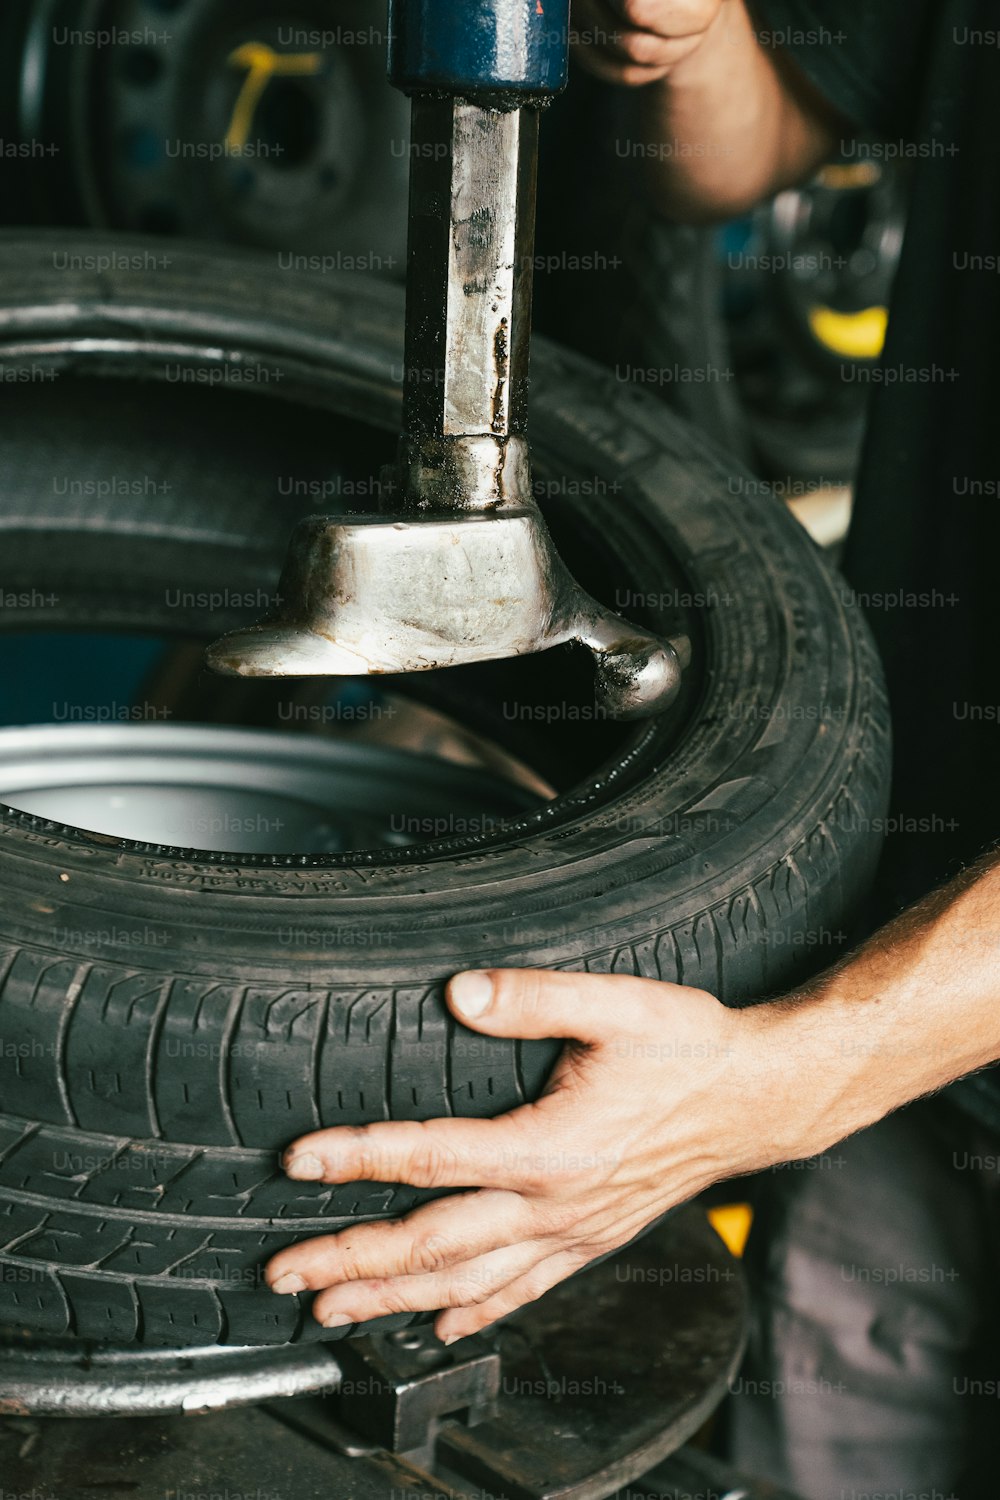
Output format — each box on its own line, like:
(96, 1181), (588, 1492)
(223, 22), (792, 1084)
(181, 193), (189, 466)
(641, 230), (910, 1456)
(817, 161), (881, 190)
(225, 42), (323, 152)
(809, 303), (888, 360)
(707, 1202), (753, 1258)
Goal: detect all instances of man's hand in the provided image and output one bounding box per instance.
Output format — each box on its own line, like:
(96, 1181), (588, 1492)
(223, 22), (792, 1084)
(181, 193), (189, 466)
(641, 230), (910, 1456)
(265, 857), (1000, 1342)
(264, 969), (815, 1343)
(567, 0), (844, 221)
(572, 0), (724, 87)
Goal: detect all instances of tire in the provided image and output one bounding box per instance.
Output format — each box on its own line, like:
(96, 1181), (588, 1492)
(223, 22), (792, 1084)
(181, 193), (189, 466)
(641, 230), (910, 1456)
(0, 232), (890, 1346)
(0, 0), (410, 262)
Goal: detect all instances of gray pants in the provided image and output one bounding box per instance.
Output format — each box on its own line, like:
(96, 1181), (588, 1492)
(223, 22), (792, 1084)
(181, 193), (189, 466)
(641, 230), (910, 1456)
(728, 1099), (1000, 1498)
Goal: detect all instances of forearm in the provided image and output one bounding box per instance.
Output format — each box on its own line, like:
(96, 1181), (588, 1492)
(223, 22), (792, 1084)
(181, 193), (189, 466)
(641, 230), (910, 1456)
(630, 0), (843, 221)
(765, 851), (1000, 1158)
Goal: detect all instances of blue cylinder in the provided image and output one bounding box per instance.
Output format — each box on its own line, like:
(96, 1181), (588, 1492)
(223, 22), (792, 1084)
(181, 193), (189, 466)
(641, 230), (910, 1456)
(388, 0), (571, 100)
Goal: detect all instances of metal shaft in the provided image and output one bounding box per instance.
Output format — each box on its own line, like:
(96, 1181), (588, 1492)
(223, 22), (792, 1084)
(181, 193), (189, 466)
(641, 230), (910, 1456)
(205, 0), (688, 717)
(395, 97), (539, 512)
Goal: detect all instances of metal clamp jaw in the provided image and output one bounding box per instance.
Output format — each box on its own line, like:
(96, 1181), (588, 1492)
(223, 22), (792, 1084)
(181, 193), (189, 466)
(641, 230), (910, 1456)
(206, 500), (690, 719)
(208, 2), (688, 719)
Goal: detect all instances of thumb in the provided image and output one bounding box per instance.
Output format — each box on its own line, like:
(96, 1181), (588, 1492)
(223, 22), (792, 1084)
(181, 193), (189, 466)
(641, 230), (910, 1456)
(445, 967), (661, 1044)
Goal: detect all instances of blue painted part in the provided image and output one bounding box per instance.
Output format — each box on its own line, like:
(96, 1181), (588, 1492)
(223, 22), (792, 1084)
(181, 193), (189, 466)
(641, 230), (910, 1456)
(121, 125), (164, 171)
(0, 635), (167, 727)
(387, 0), (571, 98)
(718, 218), (755, 260)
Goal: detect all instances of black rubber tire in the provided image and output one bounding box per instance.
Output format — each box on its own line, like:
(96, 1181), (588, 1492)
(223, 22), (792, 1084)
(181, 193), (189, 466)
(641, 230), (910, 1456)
(0, 232), (890, 1346)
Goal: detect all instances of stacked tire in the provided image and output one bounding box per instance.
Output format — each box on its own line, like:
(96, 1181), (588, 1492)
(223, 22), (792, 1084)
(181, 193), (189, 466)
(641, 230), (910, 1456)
(0, 235), (890, 1345)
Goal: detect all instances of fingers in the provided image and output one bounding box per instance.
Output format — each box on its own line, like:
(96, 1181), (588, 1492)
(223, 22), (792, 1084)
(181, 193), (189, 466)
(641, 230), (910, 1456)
(574, 47), (671, 86)
(446, 966), (677, 1048)
(435, 1248), (592, 1343)
(265, 1189), (532, 1294)
(571, 0), (720, 83)
(282, 1113), (539, 1191)
(587, 25), (703, 68)
(309, 1238), (554, 1330)
(609, 0), (717, 32)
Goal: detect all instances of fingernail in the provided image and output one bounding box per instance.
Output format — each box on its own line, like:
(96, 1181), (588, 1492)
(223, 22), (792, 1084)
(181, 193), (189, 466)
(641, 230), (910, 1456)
(284, 1152), (324, 1181)
(443, 1333), (461, 1346)
(270, 1272), (307, 1296)
(322, 1312), (353, 1329)
(450, 971), (493, 1019)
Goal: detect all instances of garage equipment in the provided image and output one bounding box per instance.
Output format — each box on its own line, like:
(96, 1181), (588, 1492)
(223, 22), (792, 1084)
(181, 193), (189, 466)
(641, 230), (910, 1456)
(208, 0), (689, 718)
(0, 1208), (798, 1499)
(0, 0), (410, 255)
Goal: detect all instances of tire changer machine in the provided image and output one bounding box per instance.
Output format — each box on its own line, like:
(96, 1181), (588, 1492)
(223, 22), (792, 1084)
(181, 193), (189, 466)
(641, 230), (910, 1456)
(2, 3), (798, 1495)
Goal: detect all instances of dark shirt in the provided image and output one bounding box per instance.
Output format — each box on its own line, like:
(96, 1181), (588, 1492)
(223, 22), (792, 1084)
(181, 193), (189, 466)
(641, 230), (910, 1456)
(753, 0), (1000, 1124)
